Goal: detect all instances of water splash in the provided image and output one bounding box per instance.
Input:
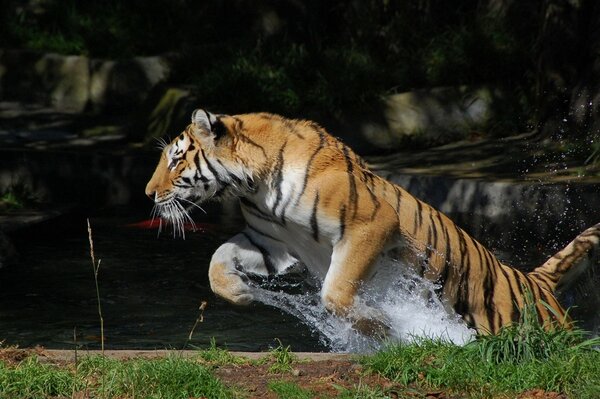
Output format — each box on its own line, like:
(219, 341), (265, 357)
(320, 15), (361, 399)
(254, 259), (475, 353)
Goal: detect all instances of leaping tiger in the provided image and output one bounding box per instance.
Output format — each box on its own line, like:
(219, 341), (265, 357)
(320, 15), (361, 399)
(145, 109), (600, 336)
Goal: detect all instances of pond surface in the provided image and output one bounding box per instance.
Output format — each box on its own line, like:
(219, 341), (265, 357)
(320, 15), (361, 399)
(1, 203), (598, 352)
(0, 205), (326, 352)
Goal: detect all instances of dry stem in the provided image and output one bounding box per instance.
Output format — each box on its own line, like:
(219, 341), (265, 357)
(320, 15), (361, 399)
(87, 218), (105, 355)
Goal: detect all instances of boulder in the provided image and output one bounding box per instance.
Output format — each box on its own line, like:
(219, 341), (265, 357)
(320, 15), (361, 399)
(0, 49), (173, 114)
(90, 56), (173, 113)
(35, 53), (90, 112)
(356, 86), (501, 150)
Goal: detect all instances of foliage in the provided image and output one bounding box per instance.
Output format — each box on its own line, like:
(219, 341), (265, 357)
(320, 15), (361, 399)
(0, 0), (535, 127)
(0, 184), (38, 212)
(364, 318), (600, 399)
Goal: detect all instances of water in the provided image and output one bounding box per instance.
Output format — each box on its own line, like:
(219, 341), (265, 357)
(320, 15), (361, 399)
(1, 204), (597, 353)
(254, 257), (474, 353)
(0, 206), (325, 352)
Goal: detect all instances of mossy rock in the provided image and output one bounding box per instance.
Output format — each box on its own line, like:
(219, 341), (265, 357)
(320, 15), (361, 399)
(131, 86), (199, 145)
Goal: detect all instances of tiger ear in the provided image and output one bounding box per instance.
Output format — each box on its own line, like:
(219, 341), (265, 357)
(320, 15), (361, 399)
(191, 109), (216, 132)
(191, 109), (227, 140)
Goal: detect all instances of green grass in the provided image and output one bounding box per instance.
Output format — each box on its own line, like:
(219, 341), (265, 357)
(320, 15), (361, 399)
(0, 354), (235, 399)
(363, 325), (600, 399)
(268, 380), (314, 399)
(265, 339), (298, 374)
(473, 295), (597, 365)
(363, 294), (600, 398)
(194, 337), (248, 366)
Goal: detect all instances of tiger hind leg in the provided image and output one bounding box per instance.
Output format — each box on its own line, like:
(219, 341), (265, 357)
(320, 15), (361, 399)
(321, 205), (398, 337)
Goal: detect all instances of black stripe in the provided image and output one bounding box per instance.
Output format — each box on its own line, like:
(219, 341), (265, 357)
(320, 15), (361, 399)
(364, 174), (381, 221)
(338, 205), (346, 242)
(452, 223), (470, 320)
(271, 142), (287, 215)
(428, 213), (439, 253)
(241, 232), (277, 275)
(393, 185), (402, 213)
(413, 201), (423, 234)
(478, 242), (499, 332)
(296, 134), (326, 205)
(498, 265), (519, 322)
(240, 198), (283, 226)
(310, 192), (320, 241)
(201, 150), (222, 182)
(342, 145), (358, 216)
(278, 194), (293, 224)
(282, 119), (305, 139)
(236, 132), (267, 158)
(193, 152), (210, 183)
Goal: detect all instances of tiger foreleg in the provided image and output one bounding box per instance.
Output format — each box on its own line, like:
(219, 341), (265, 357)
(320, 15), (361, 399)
(208, 233), (270, 306)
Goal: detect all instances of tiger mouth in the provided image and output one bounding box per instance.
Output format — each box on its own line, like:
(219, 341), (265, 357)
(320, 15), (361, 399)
(150, 197), (198, 237)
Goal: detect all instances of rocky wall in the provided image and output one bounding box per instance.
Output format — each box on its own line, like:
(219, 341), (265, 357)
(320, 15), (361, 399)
(0, 49), (173, 114)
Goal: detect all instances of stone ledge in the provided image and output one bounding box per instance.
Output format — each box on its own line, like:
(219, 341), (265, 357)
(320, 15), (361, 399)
(34, 349), (352, 363)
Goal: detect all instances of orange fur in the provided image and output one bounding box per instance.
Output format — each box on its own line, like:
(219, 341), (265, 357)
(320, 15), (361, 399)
(146, 110), (600, 335)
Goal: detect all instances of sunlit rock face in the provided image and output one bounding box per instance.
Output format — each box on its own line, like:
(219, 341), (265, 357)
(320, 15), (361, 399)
(0, 49), (172, 114)
(333, 86), (502, 153)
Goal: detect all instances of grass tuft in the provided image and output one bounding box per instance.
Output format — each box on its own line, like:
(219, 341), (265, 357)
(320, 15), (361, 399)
(194, 337), (248, 366)
(473, 294), (599, 365)
(266, 339), (297, 374)
(268, 380), (314, 399)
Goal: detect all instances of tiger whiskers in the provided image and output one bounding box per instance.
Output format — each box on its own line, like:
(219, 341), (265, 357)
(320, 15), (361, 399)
(155, 136), (170, 151)
(154, 197), (198, 239)
(178, 196), (207, 214)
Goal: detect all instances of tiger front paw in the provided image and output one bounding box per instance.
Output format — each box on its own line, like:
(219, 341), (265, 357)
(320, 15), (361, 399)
(209, 262), (255, 306)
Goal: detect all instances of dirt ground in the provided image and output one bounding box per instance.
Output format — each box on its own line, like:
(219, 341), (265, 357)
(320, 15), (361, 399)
(0, 348), (570, 399)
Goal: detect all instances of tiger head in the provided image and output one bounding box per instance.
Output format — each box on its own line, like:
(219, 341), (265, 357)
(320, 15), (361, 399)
(145, 109), (253, 229)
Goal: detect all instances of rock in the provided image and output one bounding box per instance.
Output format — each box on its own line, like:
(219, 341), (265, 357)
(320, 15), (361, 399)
(0, 49), (173, 114)
(0, 50), (90, 112)
(35, 53), (90, 112)
(132, 86), (199, 143)
(90, 56), (173, 113)
(359, 86), (500, 149)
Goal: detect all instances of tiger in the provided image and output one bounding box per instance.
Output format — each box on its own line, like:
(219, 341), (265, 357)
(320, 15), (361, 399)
(145, 109), (600, 336)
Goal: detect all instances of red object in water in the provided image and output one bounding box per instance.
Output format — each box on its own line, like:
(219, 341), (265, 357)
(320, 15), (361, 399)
(125, 218), (214, 232)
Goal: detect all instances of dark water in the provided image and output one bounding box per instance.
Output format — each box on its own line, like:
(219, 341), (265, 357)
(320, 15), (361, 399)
(0, 205), (326, 351)
(1, 203), (598, 352)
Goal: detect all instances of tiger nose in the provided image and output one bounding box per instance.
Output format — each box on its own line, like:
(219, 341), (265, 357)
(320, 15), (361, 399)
(145, 188), (156, 201)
